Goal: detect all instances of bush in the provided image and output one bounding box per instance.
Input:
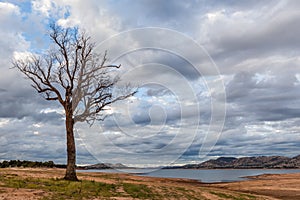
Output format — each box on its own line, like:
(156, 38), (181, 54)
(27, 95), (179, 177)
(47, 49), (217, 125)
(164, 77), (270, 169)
(0, 160), (56, 168)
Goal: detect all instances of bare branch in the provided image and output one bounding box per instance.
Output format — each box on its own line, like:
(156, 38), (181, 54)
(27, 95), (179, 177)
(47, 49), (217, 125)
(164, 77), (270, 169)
(14, 24), (137, 126)
(13, 23), (138, 181)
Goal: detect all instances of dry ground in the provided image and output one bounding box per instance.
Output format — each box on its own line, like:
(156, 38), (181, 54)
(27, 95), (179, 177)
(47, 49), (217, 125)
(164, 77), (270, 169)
(0, 168), (299, 199)
(206, 172), (300, 200)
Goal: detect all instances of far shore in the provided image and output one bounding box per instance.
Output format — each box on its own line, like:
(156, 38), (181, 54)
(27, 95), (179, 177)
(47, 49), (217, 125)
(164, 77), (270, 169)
(79, 167), (300, 170)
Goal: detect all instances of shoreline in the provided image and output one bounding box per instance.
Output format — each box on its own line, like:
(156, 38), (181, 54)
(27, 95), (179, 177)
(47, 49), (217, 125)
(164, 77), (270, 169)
(1, 168), (300, 199)
(79, 167), (300, 184)
(79, 167), (300, 170)
(3, 166), (300, 182)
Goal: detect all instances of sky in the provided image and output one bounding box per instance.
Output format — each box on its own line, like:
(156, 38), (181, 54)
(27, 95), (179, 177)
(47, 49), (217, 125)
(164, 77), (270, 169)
(0, 0), (300, 167)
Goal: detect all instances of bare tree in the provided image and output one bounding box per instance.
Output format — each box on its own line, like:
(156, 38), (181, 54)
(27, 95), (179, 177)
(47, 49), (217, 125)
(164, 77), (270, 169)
(13, 24), (136, 181)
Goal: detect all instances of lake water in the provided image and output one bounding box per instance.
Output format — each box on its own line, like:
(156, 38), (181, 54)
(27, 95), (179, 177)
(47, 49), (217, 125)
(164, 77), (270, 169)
(78, 168), (300, 183)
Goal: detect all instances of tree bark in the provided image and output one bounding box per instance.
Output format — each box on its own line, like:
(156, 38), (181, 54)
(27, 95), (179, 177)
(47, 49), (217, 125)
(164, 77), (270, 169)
(64, 105), (78, 181)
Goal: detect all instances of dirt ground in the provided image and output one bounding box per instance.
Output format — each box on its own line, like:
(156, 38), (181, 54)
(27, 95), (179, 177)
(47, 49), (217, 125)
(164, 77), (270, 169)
(0, 168), (299, 199)
(207, 173), (300, 200)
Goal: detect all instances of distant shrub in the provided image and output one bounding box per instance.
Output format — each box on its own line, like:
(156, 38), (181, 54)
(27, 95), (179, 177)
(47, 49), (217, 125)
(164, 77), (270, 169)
(0, 160), (56, 168)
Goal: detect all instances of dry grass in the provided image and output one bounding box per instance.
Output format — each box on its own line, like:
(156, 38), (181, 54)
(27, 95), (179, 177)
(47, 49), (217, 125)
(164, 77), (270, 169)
(0, 168), (297, 199)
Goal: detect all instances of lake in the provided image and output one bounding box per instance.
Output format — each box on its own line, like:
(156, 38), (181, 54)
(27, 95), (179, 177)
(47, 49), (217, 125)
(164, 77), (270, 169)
(78, 168), (300, 183)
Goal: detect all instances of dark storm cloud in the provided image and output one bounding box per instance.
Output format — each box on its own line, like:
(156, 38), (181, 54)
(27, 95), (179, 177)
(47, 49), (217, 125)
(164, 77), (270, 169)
(207, 0), (277, 10)
(31, 111), (64, 125)
(226, 71), (300, 123)
(216, 11), (300, 54)
(0, 85), (62, 124)
(0, 116), (65, 161)
(203, 1), (300, 76)
(107, 0), (204, 30)
(146, 87), (171, 97)
(131, 101), (181, 126)
(113, 139), (169, 154)
(151, 51), (201, 80)
(114, 48), (202, 81)
(0, 90), (38, 119)
(209, 132), (300, 158)
(0, 99), (29, 119)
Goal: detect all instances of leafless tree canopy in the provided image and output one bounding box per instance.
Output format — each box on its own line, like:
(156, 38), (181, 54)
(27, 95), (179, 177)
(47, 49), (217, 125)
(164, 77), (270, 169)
(14, 24), (136, 125)
(13, 24), (137, 181)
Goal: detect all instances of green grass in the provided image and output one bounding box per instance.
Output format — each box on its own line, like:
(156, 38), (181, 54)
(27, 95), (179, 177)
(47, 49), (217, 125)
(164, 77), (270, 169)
(0, 174), (161, 199)
(238, 194), (256, 200)
(0, 172), (258, 200)
(209, 191), (257, 200)
(122, 183), (159, 199)
(0, 174), (116, 200)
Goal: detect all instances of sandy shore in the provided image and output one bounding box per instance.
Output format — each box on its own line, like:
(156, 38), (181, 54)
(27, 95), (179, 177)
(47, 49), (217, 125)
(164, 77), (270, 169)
(207, 172), (300, 200)
(0, 168), (299, 199)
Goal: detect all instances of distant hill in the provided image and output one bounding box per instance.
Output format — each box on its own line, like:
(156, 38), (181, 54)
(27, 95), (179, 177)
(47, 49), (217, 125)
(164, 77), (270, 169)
(83, 163), (129, 170)
(3, 155), (300, 170)
(173, 155), (300, 169)
(83, 155), (300, 170)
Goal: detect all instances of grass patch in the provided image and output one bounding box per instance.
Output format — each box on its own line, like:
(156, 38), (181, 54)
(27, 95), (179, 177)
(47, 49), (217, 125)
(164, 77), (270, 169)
(238, 193), (256, 200)
(0, 171), (258, 200)
(210, 191), (235, 199)
(0, 174), (116, 200)
(0, 189), (6, 194)
(210, 191), (256, 200)
(173, 186), (204, 200)
(45, 179), (116, 199)
(122, 183), (158, 199)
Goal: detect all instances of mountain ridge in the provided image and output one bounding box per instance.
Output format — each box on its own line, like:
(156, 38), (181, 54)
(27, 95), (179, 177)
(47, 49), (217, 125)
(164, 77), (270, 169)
(170, 155), (300, 169)
(82, 155), (300, 170)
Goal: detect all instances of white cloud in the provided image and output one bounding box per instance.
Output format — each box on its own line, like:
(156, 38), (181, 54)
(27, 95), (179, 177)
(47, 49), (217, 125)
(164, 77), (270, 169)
(0, 2), (20, 16)
(31, 0), (55, 17)
(0, 119), (10, 128)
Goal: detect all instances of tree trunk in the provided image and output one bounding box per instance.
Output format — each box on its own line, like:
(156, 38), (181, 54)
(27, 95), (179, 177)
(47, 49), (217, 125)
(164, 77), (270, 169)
(64, 108), (78, 181)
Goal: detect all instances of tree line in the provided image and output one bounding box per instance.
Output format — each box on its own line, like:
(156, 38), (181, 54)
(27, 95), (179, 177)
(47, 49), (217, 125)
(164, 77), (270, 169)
(0, 160), (67, 168)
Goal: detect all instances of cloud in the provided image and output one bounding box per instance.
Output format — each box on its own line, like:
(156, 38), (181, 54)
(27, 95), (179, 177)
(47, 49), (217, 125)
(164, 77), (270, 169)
(226, 70), (300, 121)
